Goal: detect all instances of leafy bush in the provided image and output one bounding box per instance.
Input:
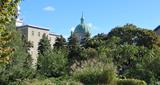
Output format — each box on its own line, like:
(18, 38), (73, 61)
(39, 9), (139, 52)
(80, 48), (98, 60)
(11, 78), (82, 85)
(72, 60), (117, 85)
(37, 49), (68, 77)
(117, 79), (147, 85)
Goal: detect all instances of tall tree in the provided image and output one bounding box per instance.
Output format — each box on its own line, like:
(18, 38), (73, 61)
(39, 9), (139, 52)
(37, 34), (51, 71)
(68, 32), (79, 47)
(0, 0), (20, 64)
(54, 35), (66, 49)
(67, 32), (81, 72)
(0, 21), (34, 84)
(38, 34), (51, 55)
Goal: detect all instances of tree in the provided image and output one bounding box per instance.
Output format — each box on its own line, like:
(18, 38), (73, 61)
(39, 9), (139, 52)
(37, 49), (68, 77)
(68, 32), (79, 47)
(0, 22), (34, 85)
(105, 24), (160, 84)
(54, 35), (66, 49)
(38, 34), (51, 55)
(83, 33), (107, 49)
(81, 32), (91, 45)
(37, 34), (51, 72)
(107, 24), (160, 48)
(68, 32), (80, 63)
(0, 0), (21, 64)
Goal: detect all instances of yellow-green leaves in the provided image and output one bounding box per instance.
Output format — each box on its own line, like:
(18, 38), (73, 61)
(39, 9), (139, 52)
(0, 0), (20, 64)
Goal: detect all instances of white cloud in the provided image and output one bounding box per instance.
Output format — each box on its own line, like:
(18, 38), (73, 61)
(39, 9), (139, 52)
(88, 23), (93, 28)
(43, 6), (55, 12)
(88, 23), (96, 30)
(70, 26), (75, 31)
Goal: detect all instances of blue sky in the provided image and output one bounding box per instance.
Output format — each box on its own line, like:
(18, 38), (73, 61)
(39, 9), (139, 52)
(20, 0), (160, 38)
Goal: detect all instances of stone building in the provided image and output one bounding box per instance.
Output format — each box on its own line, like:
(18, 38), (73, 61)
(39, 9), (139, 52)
(16, 5), (58, 66)
(17, 25), (58, 66)
(73, 14), (91, 43)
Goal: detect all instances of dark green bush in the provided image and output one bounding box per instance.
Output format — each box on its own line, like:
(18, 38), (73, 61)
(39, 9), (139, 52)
(37, 49), (68, 77)
(11, 78), (82, 85)
(117, 79), (147, 85)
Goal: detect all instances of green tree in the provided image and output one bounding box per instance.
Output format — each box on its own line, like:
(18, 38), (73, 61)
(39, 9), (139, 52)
(105, 24), (160, 84)
(68, 32), (79, 47)
(38, 34), (51, 55)
(68, 32), (80, 62)
(54, 35), (66, 49)
(107, 24), (160, 48)
(0, 0), (20, 64)
(81, 32), (91, 45)
(0, 22), (34, 85)
(37, 49), (68, 77)
(37, 34), (51, 72)
(83, 33), (107, 49)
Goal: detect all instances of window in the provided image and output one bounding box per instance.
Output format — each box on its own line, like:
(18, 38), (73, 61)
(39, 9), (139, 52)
(31, 41), (34, 48)
(32, 31), (34, 36)
(38, 32), (40, 37)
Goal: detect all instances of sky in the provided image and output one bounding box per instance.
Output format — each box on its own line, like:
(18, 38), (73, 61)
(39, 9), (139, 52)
(20, 0), (160, 38)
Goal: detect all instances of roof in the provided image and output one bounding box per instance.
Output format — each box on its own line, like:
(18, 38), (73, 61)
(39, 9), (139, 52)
(49, 33), (60, 37)
(17, 25), (49, 31)
(74, 23), (90, 33)
(74, 15), (90, 33)
(154, 25), (160, 31)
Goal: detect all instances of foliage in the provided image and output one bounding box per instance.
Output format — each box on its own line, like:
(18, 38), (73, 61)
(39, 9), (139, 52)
(148, 57), (160, 80)
(38, 34), (51, 55)
(0, 22), (35, 85)
(67, 33), (81, 68)
(37, 49), (68, 77)
(72, 60), (117, 85)
(0, 0), (21, 64)
(81, 32), (91, 45)
(121, 47), (160, 84)
(123, 67), (155, 84)
(83, 33), (107, 49)
(11, 77), (82, 85)
(54, 35), (66, 49)
(80, 48), (98, 60)
(117, 79), (147, 85)
(107, 24), (160, 48)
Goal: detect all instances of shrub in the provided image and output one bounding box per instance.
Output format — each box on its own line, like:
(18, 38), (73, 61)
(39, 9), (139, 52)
(72, 60), (117, 85)
(11, 78), (82, 85)
(117, 79), (147, 85)
(37, 49), (68, 77)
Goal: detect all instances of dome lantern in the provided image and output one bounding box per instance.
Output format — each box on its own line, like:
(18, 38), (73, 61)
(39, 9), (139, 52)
(81, 13), (84, 24)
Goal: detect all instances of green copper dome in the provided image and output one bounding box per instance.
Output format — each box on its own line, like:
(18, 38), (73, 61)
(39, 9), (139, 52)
(74, 14), (90, 33)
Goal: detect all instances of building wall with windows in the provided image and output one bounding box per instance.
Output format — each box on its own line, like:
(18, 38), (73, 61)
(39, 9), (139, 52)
(18, 25), (58, 66)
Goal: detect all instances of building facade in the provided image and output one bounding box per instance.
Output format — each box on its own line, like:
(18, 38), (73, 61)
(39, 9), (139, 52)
(17, 25), (58, 66)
